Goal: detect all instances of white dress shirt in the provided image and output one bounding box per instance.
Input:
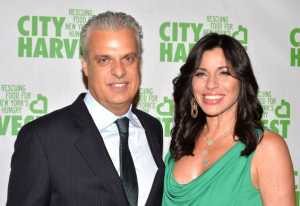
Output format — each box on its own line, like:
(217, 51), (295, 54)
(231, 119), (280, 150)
(84, 92), (158, 206)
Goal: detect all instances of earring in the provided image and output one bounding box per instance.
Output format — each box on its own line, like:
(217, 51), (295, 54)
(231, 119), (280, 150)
(190, 98), (198, 118)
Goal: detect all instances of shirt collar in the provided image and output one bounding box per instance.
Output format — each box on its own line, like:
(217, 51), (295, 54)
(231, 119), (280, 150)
(84, 91), (141, 130)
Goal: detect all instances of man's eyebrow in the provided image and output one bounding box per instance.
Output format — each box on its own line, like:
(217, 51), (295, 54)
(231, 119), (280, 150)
(94, 54), (111, 59)
(121, 52), (138, 57)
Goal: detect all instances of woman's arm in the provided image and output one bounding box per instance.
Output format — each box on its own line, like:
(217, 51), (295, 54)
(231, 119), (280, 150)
(252, 130), (296, 206)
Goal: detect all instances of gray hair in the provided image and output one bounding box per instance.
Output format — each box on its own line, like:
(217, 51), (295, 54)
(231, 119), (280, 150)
(80, 11), (143, 59)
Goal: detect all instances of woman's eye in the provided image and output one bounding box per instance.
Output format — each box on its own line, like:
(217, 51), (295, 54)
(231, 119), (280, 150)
(194, 71), (206, 77)
(219, 68), (231, 75)
(220, 70), (230, 75)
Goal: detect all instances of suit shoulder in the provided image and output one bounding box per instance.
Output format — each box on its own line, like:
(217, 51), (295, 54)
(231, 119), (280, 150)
(24, 104), (72, 129)
(15, 102), (79, 149)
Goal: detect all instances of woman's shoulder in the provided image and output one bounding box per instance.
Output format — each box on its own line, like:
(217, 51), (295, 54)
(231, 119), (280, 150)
(251, 131), (295, 204)
(256, 130), (288, 153)
(253, 129), (292, 171)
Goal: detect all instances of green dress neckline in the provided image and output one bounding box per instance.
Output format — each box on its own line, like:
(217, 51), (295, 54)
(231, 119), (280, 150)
(170, 142), (244, 187)
(163, 141), (263, 206)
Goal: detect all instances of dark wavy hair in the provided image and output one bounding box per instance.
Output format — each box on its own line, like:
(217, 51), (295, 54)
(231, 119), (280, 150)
(170, 33), (264, 161)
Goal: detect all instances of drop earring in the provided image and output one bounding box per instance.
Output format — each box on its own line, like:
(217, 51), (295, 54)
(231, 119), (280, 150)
(190, 98), (198, 118)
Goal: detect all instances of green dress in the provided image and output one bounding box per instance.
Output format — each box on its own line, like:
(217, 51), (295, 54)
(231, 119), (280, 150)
(162, 142), (263, 206)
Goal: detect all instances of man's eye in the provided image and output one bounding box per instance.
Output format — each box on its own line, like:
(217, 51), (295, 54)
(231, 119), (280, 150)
(122, 54), (137, 65)
(97, 57), (111, 65)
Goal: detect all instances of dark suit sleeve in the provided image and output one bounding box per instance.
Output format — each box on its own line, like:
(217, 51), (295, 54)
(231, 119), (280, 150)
(156, 119), (164, 156)
(6, 124), (50, 206)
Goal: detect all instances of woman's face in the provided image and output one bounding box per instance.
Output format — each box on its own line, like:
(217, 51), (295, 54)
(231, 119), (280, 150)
(192, 48), (240, 117)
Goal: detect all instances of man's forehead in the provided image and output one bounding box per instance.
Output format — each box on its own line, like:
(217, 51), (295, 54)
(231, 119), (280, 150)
(88, 26), (136, 37)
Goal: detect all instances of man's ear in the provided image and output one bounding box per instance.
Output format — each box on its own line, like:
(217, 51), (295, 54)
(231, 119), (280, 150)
(81, 57), (88, 77)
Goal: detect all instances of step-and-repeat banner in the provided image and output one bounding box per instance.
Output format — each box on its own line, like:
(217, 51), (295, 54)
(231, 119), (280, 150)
(1, 0), (299, 204)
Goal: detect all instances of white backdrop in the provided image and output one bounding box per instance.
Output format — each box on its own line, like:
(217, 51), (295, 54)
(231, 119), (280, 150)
(1, 0), (299, 205)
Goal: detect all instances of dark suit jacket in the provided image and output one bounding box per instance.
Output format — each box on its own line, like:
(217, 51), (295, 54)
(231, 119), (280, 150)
(6, 94), (164, 206)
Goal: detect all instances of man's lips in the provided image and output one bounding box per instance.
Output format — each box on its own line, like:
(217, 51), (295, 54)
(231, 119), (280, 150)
(108, 82), (129, 89)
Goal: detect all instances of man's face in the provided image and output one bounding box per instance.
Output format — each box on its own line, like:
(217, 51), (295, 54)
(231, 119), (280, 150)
(81, 28), (140, 115)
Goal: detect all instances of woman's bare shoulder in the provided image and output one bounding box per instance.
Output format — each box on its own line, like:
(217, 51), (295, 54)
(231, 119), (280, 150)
(256, 130), (288, 153)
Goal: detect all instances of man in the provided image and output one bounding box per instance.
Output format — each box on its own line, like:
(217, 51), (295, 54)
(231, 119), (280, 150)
(7, 11), (164, 206)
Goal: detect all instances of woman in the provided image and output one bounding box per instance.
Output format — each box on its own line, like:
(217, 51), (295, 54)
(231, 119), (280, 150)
(162, 33), (295, 205)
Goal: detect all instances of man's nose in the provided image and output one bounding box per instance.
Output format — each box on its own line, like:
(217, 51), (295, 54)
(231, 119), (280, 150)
(111, 59), (126, 78)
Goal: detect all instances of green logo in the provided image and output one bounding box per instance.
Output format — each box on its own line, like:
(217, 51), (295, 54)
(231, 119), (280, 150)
(138, 88), (158, 113)
(0, 84), (48, 136)
(17, 9), (93, 59)
(159, 22), (203, 62)
(290, 28), (300, 67)
(138, 88), (174, 137)
(204, 17), (248, 48)
(156, 96), (174, 137)
(29, 94), (48, 113)
(258, 91), (291, 138)
(159, 16), (248, 63)
(232, 25), (248, 48)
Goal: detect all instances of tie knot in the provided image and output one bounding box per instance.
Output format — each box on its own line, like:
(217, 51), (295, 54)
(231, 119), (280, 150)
(115, 117), (129, 135)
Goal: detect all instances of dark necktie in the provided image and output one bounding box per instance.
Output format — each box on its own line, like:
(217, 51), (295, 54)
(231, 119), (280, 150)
(115, 117), (138, 206)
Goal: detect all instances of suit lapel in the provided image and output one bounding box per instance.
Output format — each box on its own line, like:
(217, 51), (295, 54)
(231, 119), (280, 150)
(133, 108), (164, 206)
(69, 95), (163, 205)
(133, 109), (163, 169)
(69, 94), (128, 203)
